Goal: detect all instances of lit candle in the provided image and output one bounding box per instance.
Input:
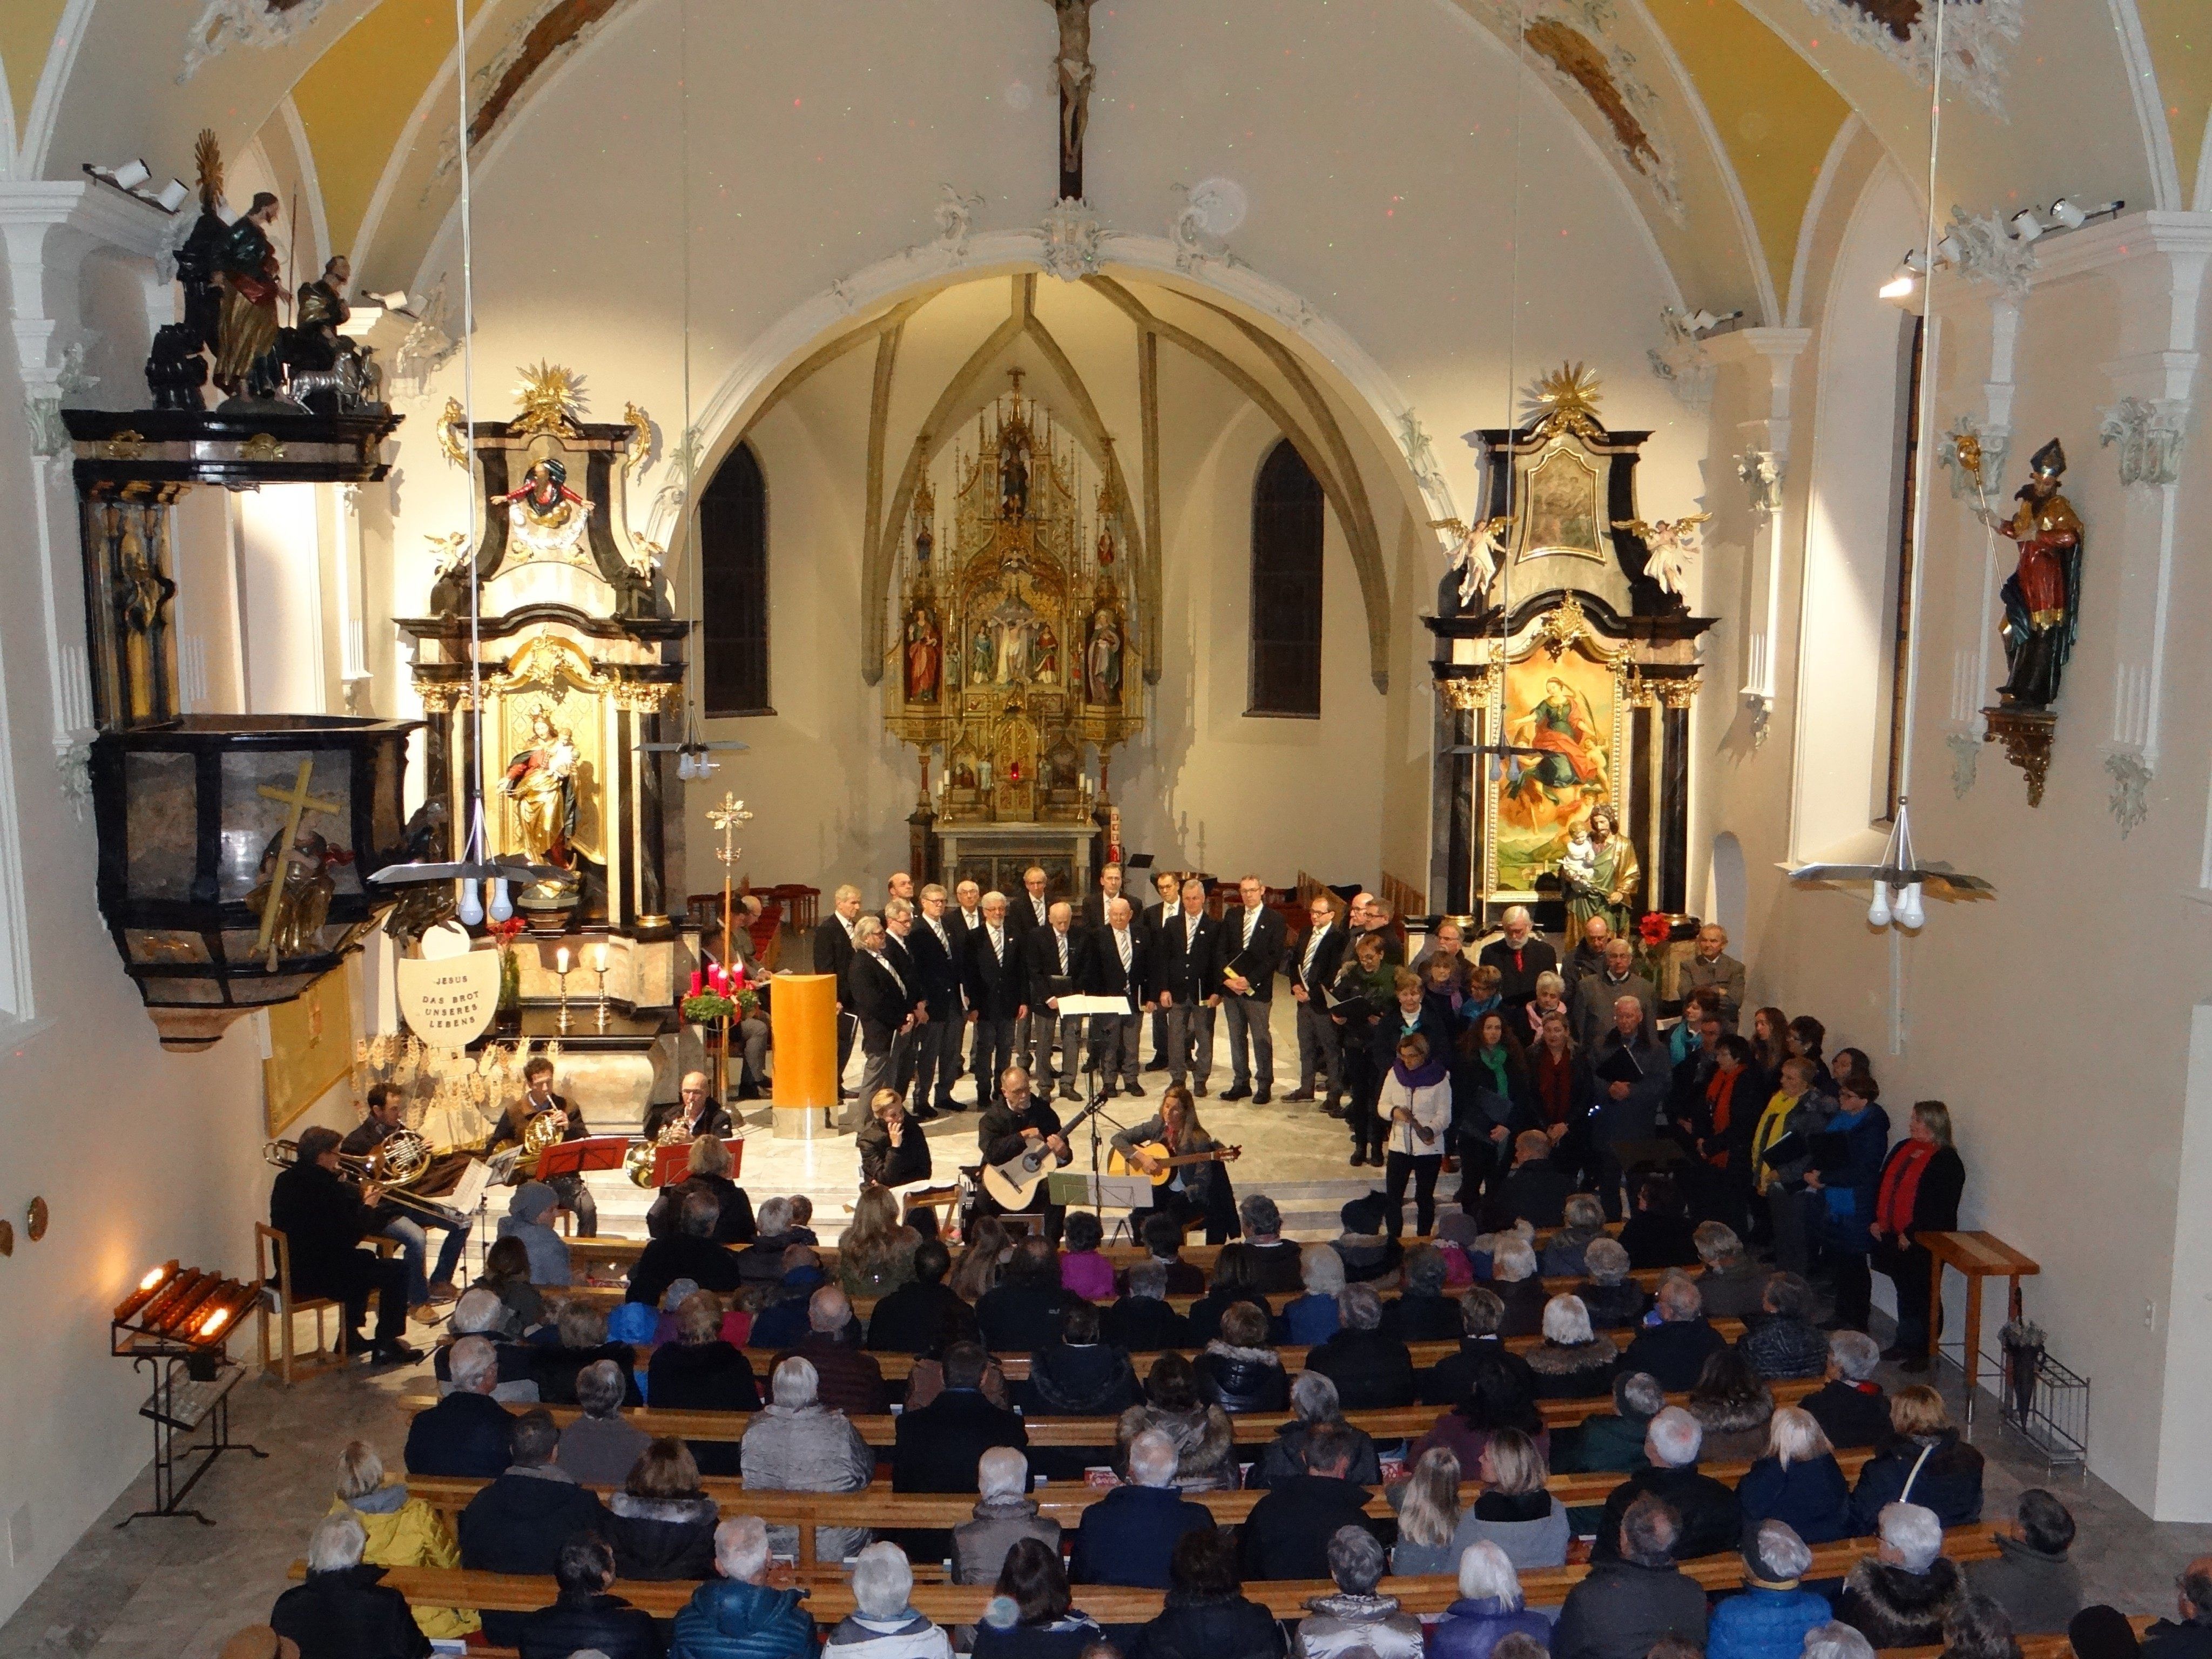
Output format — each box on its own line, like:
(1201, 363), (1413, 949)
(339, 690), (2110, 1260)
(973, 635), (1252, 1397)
(593, 943), (609, 974)
(556, 946), (571, 975)
(690, 969), (704, 996)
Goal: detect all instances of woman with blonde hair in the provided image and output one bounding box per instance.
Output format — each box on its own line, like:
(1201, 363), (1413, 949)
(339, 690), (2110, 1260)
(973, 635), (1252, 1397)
(645, 1131), (756, 1244)
(328, 1439), (478, 1638)
(949, 1213), (1012, 1303)
(1849, 1382), (1985, 1531)
(841, 1182), (921, 1299)
(1872, 1100), (1966, 1370)
(1737, 1405), (1853, 1544)
(1389, 1445), (1479, 1575)
(1469, 1428), (1570, 1567)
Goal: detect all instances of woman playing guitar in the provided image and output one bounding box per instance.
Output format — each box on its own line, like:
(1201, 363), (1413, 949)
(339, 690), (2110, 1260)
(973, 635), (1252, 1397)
(1108, 1084), (1242, 1240)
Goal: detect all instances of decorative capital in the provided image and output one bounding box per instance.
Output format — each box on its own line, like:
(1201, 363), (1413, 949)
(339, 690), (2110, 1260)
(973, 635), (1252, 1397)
(1938, 415), (2010, 502)
(1940, 206), (2039, 297)
(1648, 308), (1715, 412)
(1435, 670), (1495, 712)
(2105, 748), (2153, 836)
(1039, 198), (1104, 281)
(2098, 395), (2188, 488)
(1735, 450), (1784, 515)
(1654, 677), (1701, 711)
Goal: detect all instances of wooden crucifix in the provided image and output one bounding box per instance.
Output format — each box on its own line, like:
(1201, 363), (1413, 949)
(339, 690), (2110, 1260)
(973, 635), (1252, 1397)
(1045, 0), (1098, 201)
(254, 759), (341, 967)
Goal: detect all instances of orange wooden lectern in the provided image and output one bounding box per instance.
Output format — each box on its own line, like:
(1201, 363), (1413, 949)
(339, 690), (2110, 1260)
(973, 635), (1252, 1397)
(769, 972), (838, 1139)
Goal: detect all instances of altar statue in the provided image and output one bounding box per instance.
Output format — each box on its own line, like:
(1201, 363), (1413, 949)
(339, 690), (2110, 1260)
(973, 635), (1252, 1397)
(905, 604), (942, 703)
(212, 193), (283, 397)
(1562, 804), (1640, 938)
(245, 826), (340, 958)
(1978, 437), (2083, 711)
(503, 456), (594, 565)
(505, 710), (579, 868)
(1033, 624), (1059, 684)
(1084, 608), (1122, 703)
(1000, 429), (1031, 520)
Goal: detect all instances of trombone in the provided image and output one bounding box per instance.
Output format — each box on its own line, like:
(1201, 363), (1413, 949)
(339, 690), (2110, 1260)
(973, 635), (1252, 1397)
(264, 1134), (462, 1223)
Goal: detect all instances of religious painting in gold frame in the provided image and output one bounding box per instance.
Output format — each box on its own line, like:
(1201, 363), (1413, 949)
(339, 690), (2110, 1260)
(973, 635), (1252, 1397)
(1482, 625), (1634, 900)
(1511, 441), (1607, 565)
(262, 967), (353, 1135)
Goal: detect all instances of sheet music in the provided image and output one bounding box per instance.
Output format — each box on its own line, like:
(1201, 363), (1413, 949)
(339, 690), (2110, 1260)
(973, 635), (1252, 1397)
(444, 1157), (494, 1218)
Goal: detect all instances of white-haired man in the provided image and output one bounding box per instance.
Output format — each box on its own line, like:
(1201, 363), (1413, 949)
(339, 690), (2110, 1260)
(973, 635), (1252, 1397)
(846, 913), (921, 1130)
(1591, 1405), (1741, 1564)
(953, 1446), (1061, 1584)
(825, 1543), (952, 1659)
(1682, 922), (1746, 1018)
(1069, 1427), (1212, 1587)
(1836, 1503), (1963, 1649)
(1620, 1273), (1727, 1390)
(1479, 904), (1559, 1026)
(738, 1357), (875, 1563)
(270, 1512), (428, 1659)
(963, 891), (1026, 1105)
(669, 1516), (812, 1659)
(1216, 874), (1285, 1102)
(814, 882), (866, 1095)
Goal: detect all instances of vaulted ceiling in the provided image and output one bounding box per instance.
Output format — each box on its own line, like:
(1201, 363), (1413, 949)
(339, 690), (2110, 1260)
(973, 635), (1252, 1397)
(4, 0), (2206, 329)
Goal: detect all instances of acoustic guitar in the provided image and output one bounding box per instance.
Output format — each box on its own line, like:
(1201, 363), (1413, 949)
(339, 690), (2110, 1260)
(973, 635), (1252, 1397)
(979, 1097), (1108, 1210)
(1107, 1141), (1244, 1187)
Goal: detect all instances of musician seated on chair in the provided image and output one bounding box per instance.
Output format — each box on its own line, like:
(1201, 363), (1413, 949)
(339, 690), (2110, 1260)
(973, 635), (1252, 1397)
(858, 1086), (934, 1192)
(644, 1070), (734, 1145)
(975, 1065), (1069, 1243)
(1108, 1083), (1242, 1243)
(268, 1125), (423, 1365)
(344, 1083), (471, 1320)
(498, 1057), (596, 1236)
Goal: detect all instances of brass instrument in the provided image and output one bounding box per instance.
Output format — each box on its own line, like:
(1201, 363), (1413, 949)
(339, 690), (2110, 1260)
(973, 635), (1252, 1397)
(626, 1118), (691, 1188)
(520, 1109), (567, 1156)
(264, 1137), (460, 1223)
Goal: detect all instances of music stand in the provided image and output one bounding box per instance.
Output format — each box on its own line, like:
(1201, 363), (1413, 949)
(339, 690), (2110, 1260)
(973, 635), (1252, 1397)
(650, 1136), (745, 1188)
(1059, 994), (1134, 1240)
(535, 1136), (629, 1180)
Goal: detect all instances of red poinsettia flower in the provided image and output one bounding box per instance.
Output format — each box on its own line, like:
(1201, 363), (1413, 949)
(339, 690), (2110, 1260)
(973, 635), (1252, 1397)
(1637, 911), (1673, 948)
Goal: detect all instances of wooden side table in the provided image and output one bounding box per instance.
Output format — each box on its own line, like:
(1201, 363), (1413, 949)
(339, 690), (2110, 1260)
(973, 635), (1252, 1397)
(1920, 1230), (2040, 1424)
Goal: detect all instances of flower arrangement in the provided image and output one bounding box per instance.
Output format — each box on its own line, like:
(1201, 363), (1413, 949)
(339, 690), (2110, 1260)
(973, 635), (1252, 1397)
(683, 960), (759, 1023)
(1637, 911), (1673, 949)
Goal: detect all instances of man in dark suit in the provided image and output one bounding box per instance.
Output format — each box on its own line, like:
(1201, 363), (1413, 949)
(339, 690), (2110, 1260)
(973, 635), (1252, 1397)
(1022, 900), (1095, 1100)
(1007, 865), (1054, 1075)
(1286, 892), (1349, 1107)
(1155, 876), (1220, 1096)
(1478, 904), (1560, 1027)
(946, 878), (986, 1094)
(845, 914), (919, 1131)
(964, 891), (1026, 1111)
(456, 1410), (609, 1645)
(1068, 1425), (1212, 1587)
(906, 885), (965, 1119)
(268, 1125), (420, 1363)
(1215, 874), (1286, 1103)
(404, 1336), (514, 1475)
(1138, 867), (1182, 1071)
(1589, 1406), (1742, 1564)
(974, 1067), (1069, 1239)
(890, 1341), (1027, 1491)
(1485, 1128), (1580, 1230)
(1236, 1422), (1384, 1581)
(1087, 895), (1152, 1096)
(813, 884), (863, 1095)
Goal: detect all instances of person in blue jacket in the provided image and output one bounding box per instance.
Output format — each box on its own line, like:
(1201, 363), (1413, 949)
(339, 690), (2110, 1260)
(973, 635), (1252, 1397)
(1804, 1074), (1891, 1332)
(1707, 1522), (1833, 1659)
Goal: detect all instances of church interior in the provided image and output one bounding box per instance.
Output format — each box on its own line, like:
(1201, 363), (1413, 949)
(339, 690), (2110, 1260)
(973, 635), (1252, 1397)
(2, 1), (2211, 1655)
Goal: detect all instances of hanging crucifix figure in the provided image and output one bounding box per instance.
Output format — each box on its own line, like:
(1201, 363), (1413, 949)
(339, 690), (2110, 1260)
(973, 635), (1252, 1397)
(1046, 0), (1098, 201)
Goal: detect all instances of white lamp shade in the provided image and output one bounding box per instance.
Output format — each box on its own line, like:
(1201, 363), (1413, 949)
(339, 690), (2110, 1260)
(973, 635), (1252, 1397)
(457, 879), (485, 927)
(1895, 883), (1926, 929)
(487, 877), (514, 923)
(1866, 881), (1892, 929)
(109, 159), (150, 190)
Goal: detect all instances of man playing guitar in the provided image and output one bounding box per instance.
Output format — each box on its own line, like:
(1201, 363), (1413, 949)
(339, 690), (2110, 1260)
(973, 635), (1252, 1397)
(974, 1065), (1070, 1242)
(1108, 1084), (1240, 1240)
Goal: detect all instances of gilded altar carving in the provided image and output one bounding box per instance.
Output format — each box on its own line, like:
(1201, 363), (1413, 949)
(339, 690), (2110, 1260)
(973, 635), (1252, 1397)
(889, 382), (1141, 824)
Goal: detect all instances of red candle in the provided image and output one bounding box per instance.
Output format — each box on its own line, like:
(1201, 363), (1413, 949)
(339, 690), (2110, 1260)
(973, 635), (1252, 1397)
(689, 969), (704, 996)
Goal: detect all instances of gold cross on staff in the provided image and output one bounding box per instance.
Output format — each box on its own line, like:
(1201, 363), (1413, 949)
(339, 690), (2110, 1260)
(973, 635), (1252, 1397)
(253, 760), (341, 961)
(705, 793), (752, 867)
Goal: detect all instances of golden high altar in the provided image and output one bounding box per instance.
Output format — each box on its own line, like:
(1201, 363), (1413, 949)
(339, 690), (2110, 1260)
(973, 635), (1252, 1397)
(887, 382), (1142, 900)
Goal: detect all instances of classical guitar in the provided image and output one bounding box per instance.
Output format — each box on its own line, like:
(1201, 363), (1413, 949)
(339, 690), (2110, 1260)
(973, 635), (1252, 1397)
(1107, 1141), (1245, 1187)
(979, 1097), (1107, 1210)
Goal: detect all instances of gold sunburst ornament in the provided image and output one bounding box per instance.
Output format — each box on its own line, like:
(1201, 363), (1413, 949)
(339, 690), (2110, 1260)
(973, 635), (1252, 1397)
(514, 361), (587, 437)
(1520, 362), (1605, 439)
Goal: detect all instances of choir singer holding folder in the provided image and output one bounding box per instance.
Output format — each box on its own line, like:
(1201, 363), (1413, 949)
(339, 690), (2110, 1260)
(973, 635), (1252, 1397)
(1215, 875), (1286, 1103)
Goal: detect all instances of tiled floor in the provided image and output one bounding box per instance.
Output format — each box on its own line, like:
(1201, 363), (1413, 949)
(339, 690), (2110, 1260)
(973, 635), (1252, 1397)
(8, 996), (2204, 1659)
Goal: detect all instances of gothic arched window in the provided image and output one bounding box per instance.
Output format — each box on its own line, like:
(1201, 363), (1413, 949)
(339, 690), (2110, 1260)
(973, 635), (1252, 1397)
(1249, 438), (1324, 717)
(700, 442), (771, 717)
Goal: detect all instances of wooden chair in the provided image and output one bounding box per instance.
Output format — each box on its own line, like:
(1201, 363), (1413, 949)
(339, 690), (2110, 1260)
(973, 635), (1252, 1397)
(255, 1223), (397, 1386)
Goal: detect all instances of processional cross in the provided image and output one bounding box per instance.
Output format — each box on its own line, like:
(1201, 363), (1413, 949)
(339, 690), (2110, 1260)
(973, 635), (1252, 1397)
(254, 760), (341, 967)
(1044, 0), (1099, 201)
(704, 792), (755, 1102)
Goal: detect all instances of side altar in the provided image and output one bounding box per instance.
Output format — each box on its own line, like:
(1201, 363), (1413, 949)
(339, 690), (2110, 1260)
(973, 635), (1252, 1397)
(1427, 367), (1716, 936)
(393, 365), (686, 1124)
(887, 383), (1140, 899)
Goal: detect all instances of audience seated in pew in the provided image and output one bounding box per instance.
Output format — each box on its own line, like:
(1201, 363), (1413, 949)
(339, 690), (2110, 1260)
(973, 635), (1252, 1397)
(955, 1448), (1062, 1587)
(1388, 1434), (1563, 1576)
(838, 1182), (920, 1302)
(467, 1238), (547, 1342)
(1124, 1212), (1208, 1298)
(826, 1543), (953, 1659)
(1237, 1421), (1386, 1583)
(1691, 1222), (1771, 1321)
(1706, 1522), (1832, 1659)
(1240, 1195), (1306, 1296)
(1526, 1294), (1621, 1399)
(1246, 1371), (1381, 1491)
(977, 1238), (1073, 1352)
(867, 1239), (979, 1355)
(1290, 1524), (1422, 1659)
(532, 1303), (644, 1409)
(1056, 1212), (1116, 1302)
(1329, 1198), (1403, 1285)
(2135, 1555), (2212, 1659)
(1803, 1331), (1892, 1451)
(1621, 1274), (1725, 1390)
(778, 1286), (888, 1416)
(603, 1438), (719, 1581)
(456, 1410), (608, 1647)
(558, 1359), (652, 1486)
(328, 1440), (477, 1640)
(735, 1199), (810, 1286)
(1026, 1300), (1137, 1417)
(629, 1189), (747, 1309)
(1687, 1346), (1776, 1462)
(1836, 1501), (1965, 1649)
(1966, 1489), (2085, 1636)
(516, 1534), (661, 1659)
(1574, 1238), (1651, 1331)
(1487, 1130), (1580, 1232)
(1943, 1592), (2030, 1659)
(1554, 1493), (1709, 1659)
(1380, 1246), (1464, 1343)
(1488, 1235), (1552, 1338)
(748, 1250), (833, 1350)
(1741, 1272), (1830, 1381)
(1410, 1348), (1550, 1474)
(1279, 1246), (1345, 1347)
(1848, 1385), (1985, 1533)
(1590, 1405), (1742, 1564)
(950, 1216), (1012, 1303)
(435, 1287), (541, 1403)
(1130, 1525), (1287, 1659)
(1541, 1194), (1610, 1278)
(1304, 1284), (1416, 1410)
(1104, 1261), (1196, 1353)
(667, 1516), (812, 1659)
(1115, 1352), (1236, 1492)
(894, 1340), (1029, 1492)
(972, 1537), (1104, 1659)
(1737, 1405), (1856, 1546)
(1193, 1300), (1290, 1414)
(1620, 1173), (1700, 1270)
(1420, 1287), (1539, 1409)
(405, 1336), (515, 1479)
(498, 1182), (572, 1288)
(649, 1291), (762, 1476)
(270, 1513), (431, 1659)
(1069, 1427), (1212, 1588)
(1187, 1243), (1277, 1346)
(1426, 1545), (1552, 1659)
(647, 1135), (757, 1247)
(1553, 1369), (1662, 1474)
(741, 1357), (874, 1563)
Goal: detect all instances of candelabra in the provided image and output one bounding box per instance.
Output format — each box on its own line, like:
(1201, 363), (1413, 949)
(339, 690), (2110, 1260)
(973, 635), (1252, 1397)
(593, 943), (609, 1031)
(555, 946), (572, 1033)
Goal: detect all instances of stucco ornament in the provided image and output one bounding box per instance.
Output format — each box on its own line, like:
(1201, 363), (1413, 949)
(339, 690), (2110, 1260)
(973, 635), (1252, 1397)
(2098, 396), (2189, 489)
(2105, 750), (2152, 837)
(1039, 199), (1104, 281)
(1792, 0), (2020, 112)
(179, 0), (334, 83)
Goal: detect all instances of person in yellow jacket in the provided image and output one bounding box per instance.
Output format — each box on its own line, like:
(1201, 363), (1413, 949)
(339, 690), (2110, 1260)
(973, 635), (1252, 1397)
(328, 1440), (481, 1638)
